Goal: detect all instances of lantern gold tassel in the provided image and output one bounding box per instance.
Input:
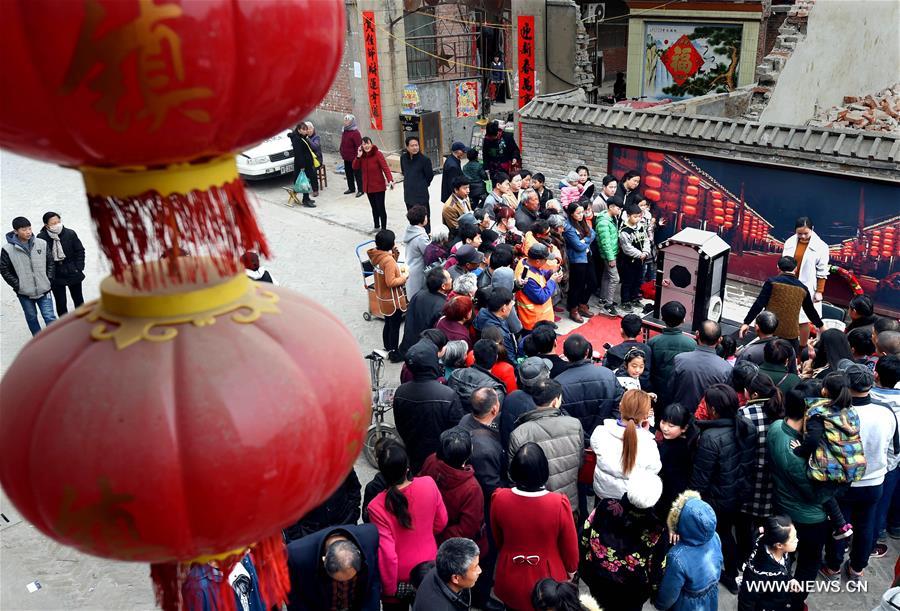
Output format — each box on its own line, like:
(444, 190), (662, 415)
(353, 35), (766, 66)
(149, 532), (289, 611)
(81, 156), (269, 290)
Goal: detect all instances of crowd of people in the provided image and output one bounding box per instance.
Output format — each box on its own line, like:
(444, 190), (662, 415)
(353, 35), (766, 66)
(5, 122), (900, 611)
(292, 132), (900, 611)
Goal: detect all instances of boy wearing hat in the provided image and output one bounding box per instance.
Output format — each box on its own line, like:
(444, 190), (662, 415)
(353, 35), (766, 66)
(441, 142), (469, 201)
(617, 202), (650, 311)
(1, 216), (57, 335)
(513, 243), (563, 332)
(823, 359), (900, 581)
(447, 244), (484, 281)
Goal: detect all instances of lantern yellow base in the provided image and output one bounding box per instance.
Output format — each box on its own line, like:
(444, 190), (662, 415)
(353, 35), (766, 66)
(81, 155), (238, 199)
(76, 258), (280, 350)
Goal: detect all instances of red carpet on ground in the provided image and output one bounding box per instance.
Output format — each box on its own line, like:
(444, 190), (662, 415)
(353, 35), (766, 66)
(556, 314), (634, 356)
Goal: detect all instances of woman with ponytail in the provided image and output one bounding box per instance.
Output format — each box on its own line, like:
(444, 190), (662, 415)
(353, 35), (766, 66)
(736, 372), (785, 568)
(590, 389), (661, 502)
(737, 515), (799, 611)
(368, 443), (448, 610)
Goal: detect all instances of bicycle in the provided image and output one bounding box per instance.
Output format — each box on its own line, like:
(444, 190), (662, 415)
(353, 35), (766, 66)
(362, 350), (401, 467)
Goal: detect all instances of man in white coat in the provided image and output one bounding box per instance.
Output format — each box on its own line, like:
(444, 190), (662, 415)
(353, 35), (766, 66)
(782, 216), (830, 348)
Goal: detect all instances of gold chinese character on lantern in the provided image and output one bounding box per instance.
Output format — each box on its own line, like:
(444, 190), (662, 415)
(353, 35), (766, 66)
(61, 0), (213, 131)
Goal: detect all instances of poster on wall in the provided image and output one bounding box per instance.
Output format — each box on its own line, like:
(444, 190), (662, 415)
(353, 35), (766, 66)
(517, 16), (536, 108)
(456, 80), (479, 117)
(362, 11), (383, 130)
(641, 22), (742, 100)
(609, 144), (900, 314)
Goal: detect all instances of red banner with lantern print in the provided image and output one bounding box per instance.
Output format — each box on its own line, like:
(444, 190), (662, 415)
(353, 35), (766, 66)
(362, 11), (382, 130)
(517, 16), (535, 108)
(608, 143), (900, 315)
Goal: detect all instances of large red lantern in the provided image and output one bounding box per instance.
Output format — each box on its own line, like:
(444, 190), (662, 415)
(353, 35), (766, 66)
(687, 175), (701, 186)
(0, 2), (356, 610)
(646, 152), (665, 162)
(644, 189), (661, 202)
(0, 0), (344, 286)
(1, 261), (370, 608)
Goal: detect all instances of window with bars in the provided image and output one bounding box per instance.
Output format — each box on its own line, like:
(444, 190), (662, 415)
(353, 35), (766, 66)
(405, 10), (438, 80)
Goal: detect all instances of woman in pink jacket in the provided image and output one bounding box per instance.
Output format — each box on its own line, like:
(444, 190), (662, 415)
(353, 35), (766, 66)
(368, 442), (448, 610)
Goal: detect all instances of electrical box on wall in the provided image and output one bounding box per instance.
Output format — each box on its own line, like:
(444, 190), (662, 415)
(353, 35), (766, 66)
(399, 111), (443, 172)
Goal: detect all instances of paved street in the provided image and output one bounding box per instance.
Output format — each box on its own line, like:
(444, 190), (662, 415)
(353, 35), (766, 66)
(1, 152), (896, 609)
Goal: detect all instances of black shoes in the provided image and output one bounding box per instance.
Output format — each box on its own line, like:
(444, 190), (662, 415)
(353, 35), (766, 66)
(387, 350), (404, 363)
(356, 191), (364, 198)
(302, 199), (316, 208)
(343, 189), (355, 194)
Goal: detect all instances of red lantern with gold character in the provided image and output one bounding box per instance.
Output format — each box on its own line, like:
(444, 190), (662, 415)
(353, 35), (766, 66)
(0, 2), (357, 610)
(0, 0), (343, 286)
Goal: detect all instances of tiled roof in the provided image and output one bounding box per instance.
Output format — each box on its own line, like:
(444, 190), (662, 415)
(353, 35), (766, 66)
(518, 97), (900, 164)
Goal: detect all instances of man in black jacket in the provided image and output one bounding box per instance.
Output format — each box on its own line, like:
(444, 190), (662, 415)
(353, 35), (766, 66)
(441, 142), (468, 202)
(286, 524), (381, 611)
(399, 267), (451, 354)
(400, 136), (434, 225)
(283, 468), (362, 542)
(394, 339), (465, 473)
(413, 538), (480, 610)
(555, 334), (624, 446)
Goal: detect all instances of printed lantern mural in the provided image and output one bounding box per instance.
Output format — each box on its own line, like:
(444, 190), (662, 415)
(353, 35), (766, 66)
(0, 1), (370, 610)
(609, 143), (900, 315)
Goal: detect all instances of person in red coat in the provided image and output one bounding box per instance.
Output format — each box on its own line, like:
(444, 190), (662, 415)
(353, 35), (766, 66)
(419, 429), (487, 555)
(340, 113), (364, 196)
(491, 442), (579, 611)
(353, 137), (394, 233)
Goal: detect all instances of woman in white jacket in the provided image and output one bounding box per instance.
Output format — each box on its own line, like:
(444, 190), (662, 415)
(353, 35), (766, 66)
(591, 389), (661, 500)
(782, 216), (830, 348)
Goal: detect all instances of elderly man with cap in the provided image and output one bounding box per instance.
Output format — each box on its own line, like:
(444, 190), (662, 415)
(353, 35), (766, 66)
(513, 243), (563, 333)
(286, 524), (381, 611)
(822, 359), (900, 583)
(448, 244), (483, 282)
(499, 356), (553, 451)
(442, 142), (469, 201)
(442, 176), (473, 240)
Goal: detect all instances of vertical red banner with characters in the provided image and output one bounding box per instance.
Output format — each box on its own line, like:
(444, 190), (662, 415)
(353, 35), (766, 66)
(362, 11), (382, 130)
(517, 16), (535, 108)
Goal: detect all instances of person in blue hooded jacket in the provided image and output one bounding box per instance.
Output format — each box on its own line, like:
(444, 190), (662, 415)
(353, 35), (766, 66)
(655, 490), (723, 611)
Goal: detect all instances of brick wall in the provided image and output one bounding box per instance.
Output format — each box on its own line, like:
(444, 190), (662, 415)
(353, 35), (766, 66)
(317, 35), (353, 114)
(602, 47), (627, 81)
